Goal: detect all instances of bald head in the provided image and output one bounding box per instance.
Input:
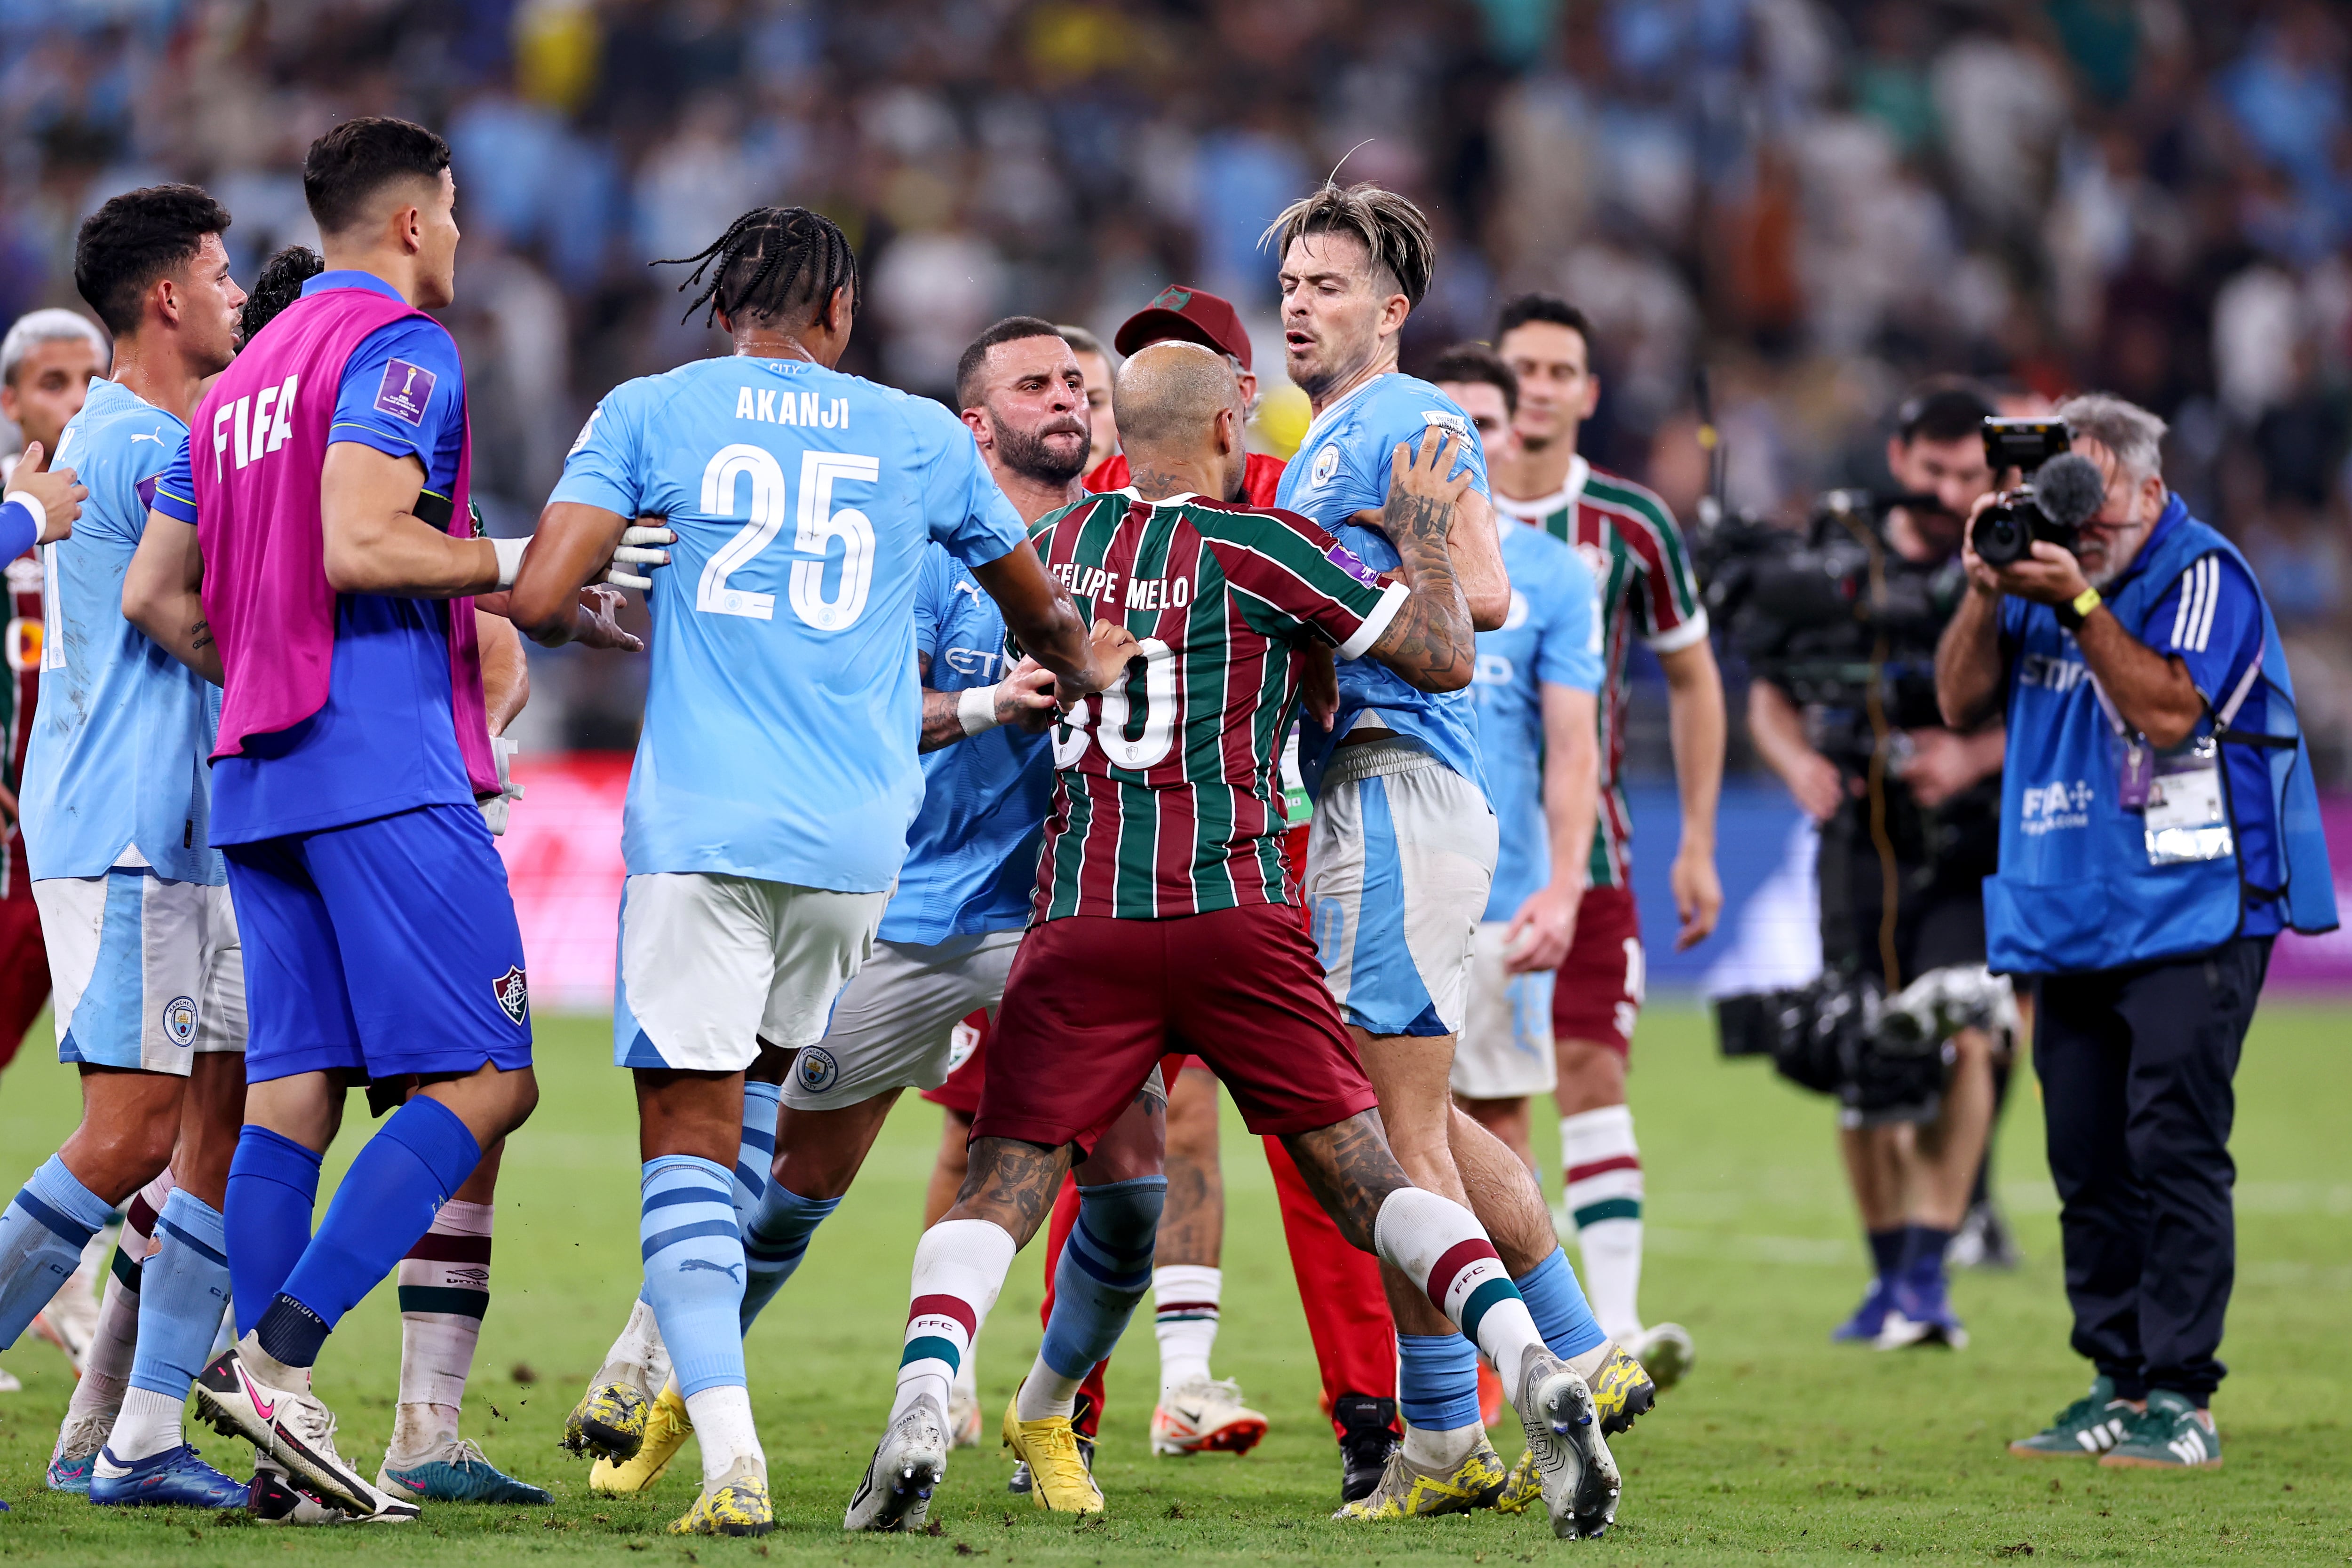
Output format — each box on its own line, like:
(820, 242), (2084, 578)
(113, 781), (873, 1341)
(1115, 340), (1243, 459)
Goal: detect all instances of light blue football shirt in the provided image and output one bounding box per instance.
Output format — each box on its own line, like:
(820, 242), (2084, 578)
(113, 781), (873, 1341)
(1474, 523), (1602, 920)
(550, 356), (1029, 893)
(20, 380), (222, 883)
(1274, 371), (1491, 796)
(878, 545), (1054, 945)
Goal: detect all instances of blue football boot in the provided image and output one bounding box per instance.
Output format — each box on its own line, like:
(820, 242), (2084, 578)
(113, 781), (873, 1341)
(1830, 1276), (1894, 1343)
(379, 1437), (551, 1505)
(88, 1444), (252, 1509)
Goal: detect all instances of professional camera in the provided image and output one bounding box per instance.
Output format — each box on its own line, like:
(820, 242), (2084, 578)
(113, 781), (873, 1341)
(1714, 973), (1948, 1123)
(1968, 419), (2107, 568)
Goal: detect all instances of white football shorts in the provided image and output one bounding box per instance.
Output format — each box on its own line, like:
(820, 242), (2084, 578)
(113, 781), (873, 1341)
(782, 927), (1024, 1110)
(1305, 741), (1497, 1038)
(1449, 920), (1559, 1100)
(35, 870), (244, 1074)
(615, 872), (889, 1073)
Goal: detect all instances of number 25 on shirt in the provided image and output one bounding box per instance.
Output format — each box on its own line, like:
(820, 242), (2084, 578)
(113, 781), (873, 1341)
(695, 443), (880, 632)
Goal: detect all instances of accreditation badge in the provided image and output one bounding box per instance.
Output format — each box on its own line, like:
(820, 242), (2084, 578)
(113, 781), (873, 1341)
(2144, 736), (2233, 866)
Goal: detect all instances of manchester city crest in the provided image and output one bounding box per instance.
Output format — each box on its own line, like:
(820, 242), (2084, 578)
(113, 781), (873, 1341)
(161, 995), (198, 1048)
(797, 1046), (840, 1094)
(1310, 443), (1339, 488)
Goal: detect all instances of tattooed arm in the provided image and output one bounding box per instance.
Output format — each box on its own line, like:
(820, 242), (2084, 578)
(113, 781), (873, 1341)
(946, 1135), (1073, 1247)
(123, 507), (223, 685)
(917, 650), (1060, 753)
(1360, 428), (1478, 693)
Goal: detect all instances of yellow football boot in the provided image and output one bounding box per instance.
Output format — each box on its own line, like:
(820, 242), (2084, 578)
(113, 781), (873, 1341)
(562, 1370), (649, 1463)
(1579, 1343), (1659, 1436)
(668, 1456), (773, 1536)
(1333, 1436), (1508, 1520)
(1000, 1391), (1104, 1514)
(592, 1383), (693, 1495)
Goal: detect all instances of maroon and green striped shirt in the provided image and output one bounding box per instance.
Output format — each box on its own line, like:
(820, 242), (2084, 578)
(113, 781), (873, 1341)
(1028, 490), (1406, 921)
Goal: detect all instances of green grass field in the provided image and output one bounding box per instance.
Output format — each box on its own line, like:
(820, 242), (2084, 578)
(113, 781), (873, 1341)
(1, 1000), (2347, 1565)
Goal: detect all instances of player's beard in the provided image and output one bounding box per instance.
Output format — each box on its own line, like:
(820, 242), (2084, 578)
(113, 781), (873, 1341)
(992, 412), (1089, 488)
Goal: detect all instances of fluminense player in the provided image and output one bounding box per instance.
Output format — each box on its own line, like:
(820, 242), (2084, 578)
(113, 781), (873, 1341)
(846, 342), (1621, 1542)
(160, 119), (616, 1523)
(1266, 184), (1652, 1522)
(0, 186), (250, 1515)
(557, 316), (1167, 1522)
(512, 215), (1114, 1537)
(1489, 294), (1722, 1385)
(122, 238), (555, 1518)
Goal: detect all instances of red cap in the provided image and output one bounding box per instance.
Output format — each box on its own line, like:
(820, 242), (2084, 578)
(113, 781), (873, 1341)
(1113, 285), (1252, 371)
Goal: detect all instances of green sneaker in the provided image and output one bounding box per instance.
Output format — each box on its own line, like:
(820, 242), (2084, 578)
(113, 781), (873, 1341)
(2099, 1391), (2220, 1470)
(2008, 1376), (2137, 1458)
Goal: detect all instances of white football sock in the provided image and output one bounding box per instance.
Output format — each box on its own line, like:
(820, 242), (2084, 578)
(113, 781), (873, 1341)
(601, 1295), (667, 1394)
(682, 1384), (763, 1487)
(1152, 1264), (1220, 1397)
(1017, 1352), (1081, 1422)
(63, 1170), (173, 1433)
(1402, 1420), (1485, 1471)
(891, 1220), (1014, 1425)
(391, 1197), (494, 1457)
(101, 1386), (183, 1464)
(1563, 1107), (1645, 1340)
(1372, 1188), (1542, 1395)
(951, 1337), (979, 1404)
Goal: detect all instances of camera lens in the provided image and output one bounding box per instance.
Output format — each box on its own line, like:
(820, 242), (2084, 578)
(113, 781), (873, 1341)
(1971, 505), (2027, 568)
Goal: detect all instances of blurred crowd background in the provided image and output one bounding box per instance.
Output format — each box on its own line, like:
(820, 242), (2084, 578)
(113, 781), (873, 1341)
(1, 0), (2349, 778)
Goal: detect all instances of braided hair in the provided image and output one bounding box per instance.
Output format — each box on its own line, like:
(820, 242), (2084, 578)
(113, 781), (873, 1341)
(657, 206), (858, 331)
(241, 245), (325, 341)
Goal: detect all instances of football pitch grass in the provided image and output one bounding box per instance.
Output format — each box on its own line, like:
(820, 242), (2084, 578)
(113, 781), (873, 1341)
(1, 1001), (2347, 1565)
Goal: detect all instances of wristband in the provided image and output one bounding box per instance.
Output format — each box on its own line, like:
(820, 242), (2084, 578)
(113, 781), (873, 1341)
(4, 491), (46, 542)
(957, 682), (1002, 737)
(2054, 585), (2101, 632)
(491, 535), (528, 589)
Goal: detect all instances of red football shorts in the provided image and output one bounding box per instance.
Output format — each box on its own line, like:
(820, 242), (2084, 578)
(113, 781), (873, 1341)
(975, 904), (1377, 1154)
(0, 891), (49, 1072)
(1550, 884), (1644, 1057)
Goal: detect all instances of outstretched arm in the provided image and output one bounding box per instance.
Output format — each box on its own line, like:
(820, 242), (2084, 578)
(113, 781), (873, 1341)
(1362, 428), (1477, 693)
(970, 540), (1125, 701)
(123, 510), (222, 684)
(916, 651), (1058, 753)
(505, 499), (648, 652)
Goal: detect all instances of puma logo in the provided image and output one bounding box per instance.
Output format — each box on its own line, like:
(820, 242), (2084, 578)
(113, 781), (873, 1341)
(678, 1258), (743, 1282)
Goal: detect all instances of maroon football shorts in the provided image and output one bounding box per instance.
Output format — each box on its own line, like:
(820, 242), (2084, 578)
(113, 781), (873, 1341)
(0, 890), (49, 1072)
(1551, 883), (1643, 1057)
(974, 903), (1378, 1156)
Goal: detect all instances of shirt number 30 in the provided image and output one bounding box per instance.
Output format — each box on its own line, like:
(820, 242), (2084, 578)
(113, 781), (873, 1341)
(1055, 638), (1176, 769)
(696, 444), (880, 630)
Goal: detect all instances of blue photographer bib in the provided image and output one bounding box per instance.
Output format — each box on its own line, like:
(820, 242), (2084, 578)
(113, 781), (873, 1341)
(1987, 498), (2336, 974)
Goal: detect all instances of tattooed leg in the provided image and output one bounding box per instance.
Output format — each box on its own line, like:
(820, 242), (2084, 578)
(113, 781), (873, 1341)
(946, 1138), (1072, 1249)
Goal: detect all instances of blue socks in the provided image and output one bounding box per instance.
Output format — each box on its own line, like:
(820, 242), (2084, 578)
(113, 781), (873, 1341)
(225, 1127), (323, 1338)
(264, 1097), (482, 1367)
(1397, 1332), (1482, 1431)
(1516, 1247), (1608, 1361)
(740, 1184), (841, 1329)
(731, 1080), (780, 1214)
(1039, 1177), (1165, 1381)
(0, 1156), (112, 1350)
(128, 1190), (230, 1399)
(640, 1156), (746, 1398)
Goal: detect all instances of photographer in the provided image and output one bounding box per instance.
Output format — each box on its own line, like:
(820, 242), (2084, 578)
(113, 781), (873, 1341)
(1938, 393), (2336, 1469)
(1745, 382), (2012, 1352)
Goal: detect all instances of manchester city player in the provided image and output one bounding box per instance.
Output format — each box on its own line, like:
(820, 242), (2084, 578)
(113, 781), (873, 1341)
(0, 186), (246, 1512)
(510, 211), (1120, 1537)
(1265, 184), (1653, 1520)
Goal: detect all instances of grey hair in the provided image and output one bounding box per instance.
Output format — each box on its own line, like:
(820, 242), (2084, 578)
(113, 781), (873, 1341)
(2055, 392), (2167, 484)
(1260, 182), (1435, 306)
(1, 309), (108, 387)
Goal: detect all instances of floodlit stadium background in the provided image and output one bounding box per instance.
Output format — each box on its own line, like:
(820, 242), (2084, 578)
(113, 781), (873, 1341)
(2, 0), (2350, 1001)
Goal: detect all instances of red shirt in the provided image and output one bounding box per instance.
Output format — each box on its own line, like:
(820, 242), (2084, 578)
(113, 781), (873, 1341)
(1087, 450), (1287, 508)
